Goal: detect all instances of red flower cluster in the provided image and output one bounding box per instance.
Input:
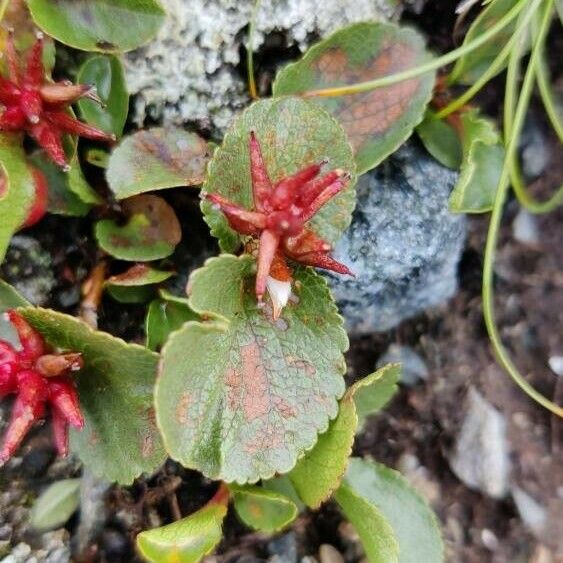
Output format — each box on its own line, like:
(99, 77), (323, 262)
(0, 32), (114, 169)
(203, 131), (353, 304)
(0, 310), (84, 463)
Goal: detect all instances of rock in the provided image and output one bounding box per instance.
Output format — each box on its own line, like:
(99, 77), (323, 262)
(511, 487), (547, 536)
(327, 141), (466, 334)
(548, 355), (563, 376)
(20, 444), (56, 479)
(512, 209), (540, 245)
(318, 545), (344, 563)
(520, 115), (549, 179)
(101, 528), (131, 561)
(449, 387), (511, 499)
(124, 0), (400, 135)
(0, 236), (54, 306)
(377, 345), (429, 386)
(267, 532), (298, 563)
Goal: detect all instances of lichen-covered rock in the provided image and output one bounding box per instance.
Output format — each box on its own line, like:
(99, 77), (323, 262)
(327, 141), (466, 334)
(124, 0), (401, 134)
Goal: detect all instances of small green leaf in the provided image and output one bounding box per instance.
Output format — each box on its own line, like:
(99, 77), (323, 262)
(449, 0), (524, 85)
(0, 134), (35, 262)
(202, 97), (356, 252)
(273, 22), (435, 174)
(77, 55), (129, 138)
(136, 497), (227, 563)
(156, 254), (348, 483)
(416, 113), (463, 169)
(334, 482), (399, 563)
(67, 154), (102, 205)
(20, 307), (166, 484)
(449, 110), (504, 213)
(30, 478), (81, 532)
(107, 128), (210, 199)
(95, 194), (182, 261)
(0, 279), (30, 311)
(104, 264), (173, 303)
(354, 364), (400, 430)
(30, 151), (91, 217)
(336, 458), (444, 563)
(145, 296), (200, 352)
(229, 484), (298, 532)
(27, 0), (166, 53)
(85, 148), (110, 169)
(287, 366), (399, 508)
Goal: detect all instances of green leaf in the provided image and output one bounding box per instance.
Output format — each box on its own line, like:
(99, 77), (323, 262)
(0, 279), (30, 311)
(229, 484), (298, 532)
(67, 153), (102, 205)
(27, 0), (166, 53)
(20, 307), (166, 484)
(156, 254), (348, 483)
(449, 0), (524, 85)
(77, 55), (129, 138)
(336, 458), (444, 563)
(287, 366), (400, 508)
(105, 264), (173, 303)
(449, 110), (504, 213)
(202, 97), (356, 253)
(107, 128), (211, 199)
(273, 22), (435, 174)
(353, 364), (400, 429)
(85, 148), (110, 169)
(136, 495), (228, 563)
(416, 113), (463, 169)
(0, 134), (35, 262)
(95, 194), (182, 261)
(335, 480), (399, 563)
(30, 151), (91, 217)
(145, 295), (200, 352)
(30, 478), (81, 532)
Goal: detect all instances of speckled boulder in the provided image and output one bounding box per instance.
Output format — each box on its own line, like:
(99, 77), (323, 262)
(327, 141), (466, 334)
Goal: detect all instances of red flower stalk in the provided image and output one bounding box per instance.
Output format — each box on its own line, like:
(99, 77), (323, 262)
(202, 131), (353, 306)
(0, 310), (84, 463)
(0, 32), (114, 170)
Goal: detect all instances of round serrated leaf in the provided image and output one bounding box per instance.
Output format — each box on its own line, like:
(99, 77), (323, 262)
(336, 458), (444, 563)
(137, 499), (227, 563)
(287, 365), (400, 508)
(30, 478), (81, 532)
(107, 128), (211, 199)
(273, 22), (435, 174)
(77, 55), (128, 138)
(0, 134), (35, 261)
(202, 97), (356, 253)
(19, 307), (166, 484)
(95, 194), (181, 261)
(156, 254), (348, 483)
(230, 484), (298, 532)
(27, 0), (166, 53)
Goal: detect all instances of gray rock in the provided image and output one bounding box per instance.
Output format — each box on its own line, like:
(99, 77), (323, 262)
(377, 344), (429, 386)
(267, 532), (298, 563)
(449, 387), (511, 499)
(512, 209), (540, 246)
(0, 236), (54, 306)
(124, 0), (400, 135)
(511, 486), (547, 536)
(327, 141), (466, 334)
(520, 116), (549, 179)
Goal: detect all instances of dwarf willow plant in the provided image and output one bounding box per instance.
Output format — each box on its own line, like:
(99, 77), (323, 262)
(0, 0), (559, 560)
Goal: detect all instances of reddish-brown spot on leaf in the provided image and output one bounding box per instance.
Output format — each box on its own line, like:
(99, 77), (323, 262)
(141, 433), (154, 459)
(312, 44), (419, 154)
(176, 392), (191, 425)
(240, 343), (269, 422)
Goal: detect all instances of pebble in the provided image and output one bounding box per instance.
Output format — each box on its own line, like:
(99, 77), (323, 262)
(377, 345), (429, 386)
(318, 545), (344, 563)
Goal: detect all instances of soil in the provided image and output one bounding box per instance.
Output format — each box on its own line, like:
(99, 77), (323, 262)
(1, 1), (562, 562)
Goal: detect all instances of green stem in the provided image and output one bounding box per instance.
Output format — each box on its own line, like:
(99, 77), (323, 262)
(505, 0), (563, 214)
(483, 0), (563, 417)
(535, 42), (563, 143)
(436, 0), (541, 119)
(246, 0), (261, 100)
(304, 0), (527, 98)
